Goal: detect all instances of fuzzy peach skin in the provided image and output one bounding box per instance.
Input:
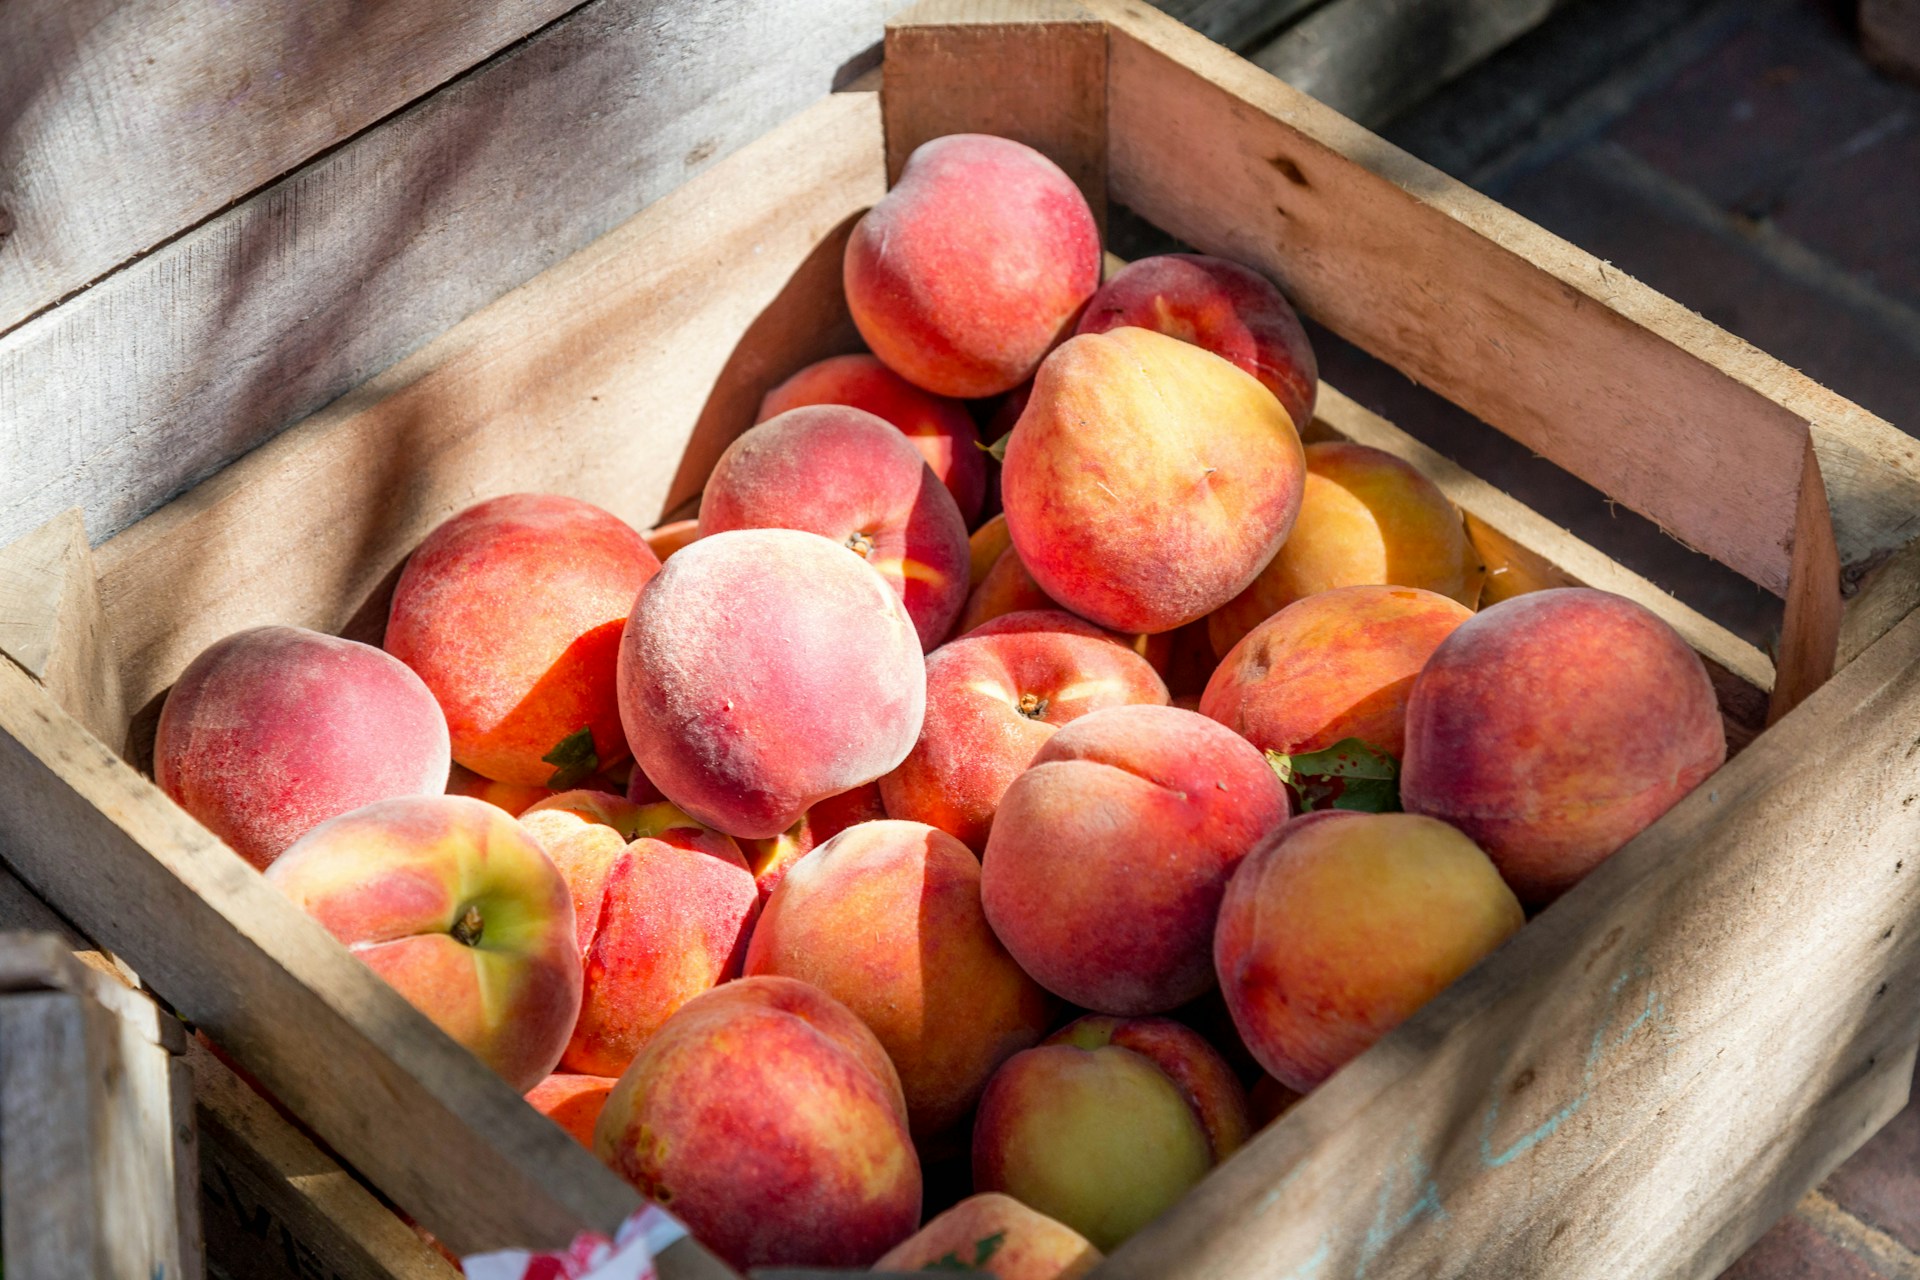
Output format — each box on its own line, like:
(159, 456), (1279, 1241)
(519, 791), (758, 1078)
(1048, 1016), (1251, 1163)
(744, 820), (1053, 1136)
(959, 540), (1061, 634)
(972, 1022), (1233, 1250)
(759, 354), (988, 524)
(385, 494), (659, 787)
(1401, 588), (1726, 905)
(1201, 585), (1474, 761)
(1209, 442), (1480, 657)
(1076, 254), (1318, 432)
(698, 406), (970, 649)
(982, 704), (1290, 1014)
(1215, 810), (1524, 1091)
(594, 976), (921, 1269)
(875, 1193), (1101, 1278)
(526, 1072), (616, 1148)
(618, 529), (927, 840)
(743, 781), (886, 904)
(1002, 327), (1306, 634)
(881, 615), (1168, 850)
(969, 513), (1014, 588)
(445, 763), (550, 817)
(642, 518), (700, 563)
(266, 795), (581, 1092)
(845, 134), (1100, 398)
(156, 626), (451, 870)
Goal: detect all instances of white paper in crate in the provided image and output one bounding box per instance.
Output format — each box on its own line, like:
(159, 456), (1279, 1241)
(462, 1205), (687, 1280)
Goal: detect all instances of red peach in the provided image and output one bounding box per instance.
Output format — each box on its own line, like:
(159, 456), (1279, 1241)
(845, 134), (1100, 398)
(1076, 253), (1318, 432)
(959, 541), (1060, 634)
(744, 820), (1054, 1136)
(266, 795), (581, 1091)
(618, 529), (926, 840)
(594, 976), (920, 1269)
(156, 626), (450, 870)
(982, 705), (1290, 1014)
(526, 1072), (616, 1148)
(1251, 1075), (1304, 1128)
(1209, 442), (1480, 657)
(445, 763), (549, 817)
(742, 781), (887, 904)
(519, 791), (759, 1078)
(642, 518), (700, 563)
(1046, 1016), (1251, 1163)
(1002, 327), (1306, 634)
(875, 1193), (1101, 1278)
(385, 494), (659, 787)
(969, 513), (1014, 589)
(698, 406), (970, 649)
(1201, 585), (1474, 761)
(1402, 588), (1726, 905)
(1215, 811), (1524, 1091)
(880, 617), (1168, 850)
(758, 354), (987, 524)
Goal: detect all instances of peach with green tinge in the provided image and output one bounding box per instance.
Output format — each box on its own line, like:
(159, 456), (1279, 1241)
(1402, 587), (1726, 905)
(845, 134), (1100, 399)
(617, 528), (927, 840)
(698, 405), (970, 649)
(1215, 810), (1524, 1091)
(1209, 441), (1480, 657)
(982, 704), (1290, 1014)
(881, 612), (1168, 851)
(972, 1016), (1248, 1251)
(758, 353), (988, 524)
(266, 795), (581, 1092)
(594, 976), (921, 1269)
(525, 1072), (617, 1148)
(744, 820), (1054, 1136)
(875, 1193), (1102, 1278)
(742, 781), (887, 904)
(385, 493), (659, 787)
(1002, 327), (1306, 634)
(519, 791), (758, 1078)
(1201, 584), (1474, 761)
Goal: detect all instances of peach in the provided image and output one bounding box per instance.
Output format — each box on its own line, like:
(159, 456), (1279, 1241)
(1201, 585), (1474, 762)
(642, 518), (700, 562)
(155, 626), (451, 870)
(594, 976), (920, 1269)
(969, 513), (1014, 588)
(1002, 327), (1306, 634)
(845, 134), (1100, 398)
(759, 353), (987, 523)
(618, 529), (926, 840)
(1076, 253), (1318, 432)
(959, 540), (1060, 634)
(1209, 442), (1480, 656)
(1251, 1075), (1304, 1128)
(445, 763), (549, 817)
(266, 795), (581, 1091)
(743, 781), (886, 903)
(519, 791), (758, 1078)
(972, 1015), (1245, 1250)
(526, 1072), (616, 1148)
(982, 705), (1289, 1014)
(385, 494), (659, 787)
(1215, 811), (1524, 1091)
(875, 1193), (1101, 1278)
(744, 820), (1053, 1135)
(698, 406), (970, 648)
(881, 616), (1168, 850)
(1402, 588), (1726, 905)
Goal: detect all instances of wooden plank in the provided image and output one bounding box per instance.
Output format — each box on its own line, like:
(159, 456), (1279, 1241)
(0, 0), (584, 333)
(1088, 0), (1920, 619)
(1101, 602), (1920, 1279)
(0, 0), (886, 553)
(1771, 441), (1843, 723)
(0, 511), (126, 750)
(884, 0), (1109, 230)
(93, 89), (879, 721)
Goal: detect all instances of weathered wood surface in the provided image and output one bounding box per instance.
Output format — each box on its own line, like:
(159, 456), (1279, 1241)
(0, 510), (127, 750)
(0, 0), (582, 333)
(1103, 600), (1920, 1279)
(0, 0), (887, 553)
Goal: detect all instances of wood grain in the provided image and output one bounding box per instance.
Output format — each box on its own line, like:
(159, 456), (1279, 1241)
(0, 511), (126, 751)
(0, 0), (584, 333)
(1104, 601), (1920, 1278)
(1771, 440), (1843, 723)
(0, 0), (886, 553)
(884, 0), (1109, 230)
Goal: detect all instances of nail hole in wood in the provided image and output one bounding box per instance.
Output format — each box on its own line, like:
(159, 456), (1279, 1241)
(1268, 155), (1311, 188)
(1509, 1067), (1535, 1096)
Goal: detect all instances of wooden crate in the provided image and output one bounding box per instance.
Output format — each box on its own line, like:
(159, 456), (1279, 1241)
(3, 1), (1920, 1276)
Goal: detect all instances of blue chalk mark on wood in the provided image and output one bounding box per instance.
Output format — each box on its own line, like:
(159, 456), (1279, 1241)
(1479, 967), (1664, 1169)
(1355, 1143), (1448, 1278)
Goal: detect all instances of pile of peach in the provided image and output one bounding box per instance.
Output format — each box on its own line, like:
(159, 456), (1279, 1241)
(153, 134), (1727, 1274)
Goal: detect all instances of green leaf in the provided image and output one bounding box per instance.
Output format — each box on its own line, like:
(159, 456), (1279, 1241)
(1268, 738), (1402, 814)
(541, 726), (601, 791)
(919, 1231), (1008, 1272)
(978, 433), (1011, 463)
